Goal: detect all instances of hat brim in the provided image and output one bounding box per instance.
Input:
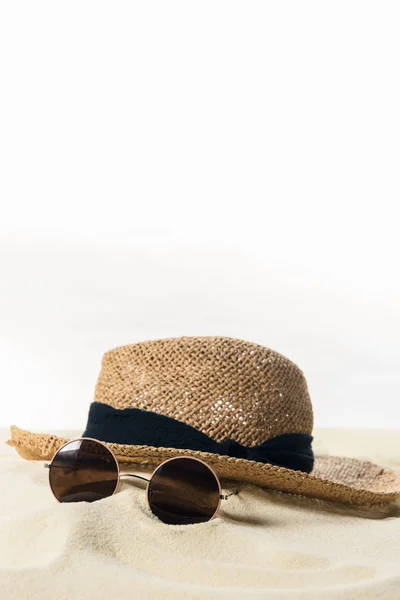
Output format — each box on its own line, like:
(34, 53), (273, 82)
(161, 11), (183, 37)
(7, 425), (400, 507)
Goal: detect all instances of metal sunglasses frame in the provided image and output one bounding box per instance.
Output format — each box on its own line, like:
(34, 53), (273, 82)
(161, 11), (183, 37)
(44, 437), (238, 522)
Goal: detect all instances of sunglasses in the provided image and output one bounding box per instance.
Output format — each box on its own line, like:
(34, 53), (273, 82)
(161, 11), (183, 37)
(44, 437), (238, 525)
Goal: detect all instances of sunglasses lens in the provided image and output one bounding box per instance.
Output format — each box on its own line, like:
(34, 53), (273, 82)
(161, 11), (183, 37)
(49, 439), (119, 503)
(147, 457), (220, 525)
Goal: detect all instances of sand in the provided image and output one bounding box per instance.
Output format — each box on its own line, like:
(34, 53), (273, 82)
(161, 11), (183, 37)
(0, 428), (399, 599)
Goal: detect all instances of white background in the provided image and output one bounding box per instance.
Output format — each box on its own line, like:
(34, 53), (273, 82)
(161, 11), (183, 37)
(0, 2), (399, 432)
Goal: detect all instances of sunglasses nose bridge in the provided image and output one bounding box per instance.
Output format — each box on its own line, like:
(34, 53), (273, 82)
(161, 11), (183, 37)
(119, 473), (150, 483)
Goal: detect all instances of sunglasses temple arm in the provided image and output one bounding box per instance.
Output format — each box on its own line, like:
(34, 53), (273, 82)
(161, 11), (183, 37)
(220, 489), (239, 500)
(44, 463), (91, 472)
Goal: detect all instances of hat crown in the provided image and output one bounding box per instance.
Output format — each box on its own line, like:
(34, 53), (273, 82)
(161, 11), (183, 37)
(94, 337), (313, 446)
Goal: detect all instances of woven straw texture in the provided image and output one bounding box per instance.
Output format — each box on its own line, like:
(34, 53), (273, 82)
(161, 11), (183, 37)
(8, 337), (400, 507)
(94, 337), (313, 445)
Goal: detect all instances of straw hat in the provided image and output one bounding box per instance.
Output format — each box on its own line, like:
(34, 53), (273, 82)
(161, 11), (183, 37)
(8, 337), (400, 507)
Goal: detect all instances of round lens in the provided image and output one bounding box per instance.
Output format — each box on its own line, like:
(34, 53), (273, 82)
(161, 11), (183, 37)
(49, 438), (119, 503)
(147, 457), (221, 525)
